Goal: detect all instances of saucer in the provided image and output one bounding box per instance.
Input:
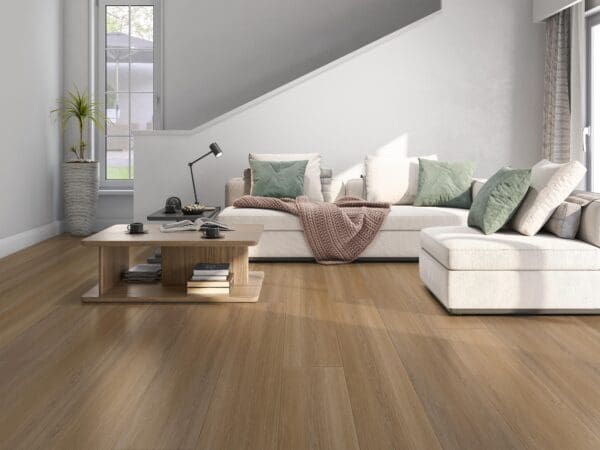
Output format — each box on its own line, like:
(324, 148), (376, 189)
(202, 235), (224, 239)
(126, 230), (149, 235)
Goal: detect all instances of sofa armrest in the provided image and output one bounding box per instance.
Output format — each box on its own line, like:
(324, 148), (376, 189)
(225, 178), (245, 207)
(345, 178), (366, 199)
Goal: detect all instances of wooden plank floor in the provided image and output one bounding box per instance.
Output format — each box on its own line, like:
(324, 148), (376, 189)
(1, 235), (600, 449)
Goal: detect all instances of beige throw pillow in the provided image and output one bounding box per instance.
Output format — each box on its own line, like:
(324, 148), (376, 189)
(249, 153), (323, 201)
(365, 154), (437, 204)
(512, 159), (587, 236)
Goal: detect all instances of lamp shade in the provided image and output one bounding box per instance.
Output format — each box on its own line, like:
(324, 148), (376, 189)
(209, 142), (223, 157)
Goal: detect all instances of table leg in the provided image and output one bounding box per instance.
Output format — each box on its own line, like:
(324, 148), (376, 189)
(99, 247), (129, 294)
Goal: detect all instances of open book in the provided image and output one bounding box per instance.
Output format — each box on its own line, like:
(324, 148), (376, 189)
(159, 218), (235, 233)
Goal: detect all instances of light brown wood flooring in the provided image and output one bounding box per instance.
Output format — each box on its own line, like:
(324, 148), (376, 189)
(1, 234), (600, 449)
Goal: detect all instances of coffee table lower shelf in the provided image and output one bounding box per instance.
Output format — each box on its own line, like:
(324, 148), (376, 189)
(82, 271), (264, 303)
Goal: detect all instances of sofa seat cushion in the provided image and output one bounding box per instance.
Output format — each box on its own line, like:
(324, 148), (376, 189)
(383, 206), (468, 230)
(421, 226), (600, 271)
(220, 207), (302, 230)
(219, 205), (468, 232)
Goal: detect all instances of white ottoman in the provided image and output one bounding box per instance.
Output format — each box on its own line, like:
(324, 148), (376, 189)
(419, 226), (600, 314)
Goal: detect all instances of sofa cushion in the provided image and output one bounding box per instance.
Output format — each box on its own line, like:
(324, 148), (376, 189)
(468, 167), (531, 234)
(512, 159), (586, 236)
(414, 159), (475, 208)
(421, 226), (600, 271)
(579, 200), (600, 247)
(365, 154), (437, 204)
(543, 200), (583, 239)
(219, 205), (468, 232)
(249, 153), (323, 201)
(249, 159), (308, 198)
(243, 167), (333, 201)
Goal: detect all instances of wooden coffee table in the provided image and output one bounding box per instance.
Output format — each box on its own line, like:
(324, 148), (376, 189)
(81, 224), (264, 303)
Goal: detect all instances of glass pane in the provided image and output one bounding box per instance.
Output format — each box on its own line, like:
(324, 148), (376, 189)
(131, 50), (153, 91)
(106, 6), (129, 48)
(106, 49), (129, 92)
(131, 6), (153, 46)
(106, 137), (130, 180)
(131, 93), (153, 131)
(106, 92), (130, 135)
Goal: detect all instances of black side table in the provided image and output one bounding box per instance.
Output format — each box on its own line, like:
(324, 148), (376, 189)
(146, 206), (221, 222)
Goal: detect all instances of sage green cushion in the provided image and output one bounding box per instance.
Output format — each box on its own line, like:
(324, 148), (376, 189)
(250, 159), (308, 198)
(468, 167), (531, 234)
(414, 159), (475, 208)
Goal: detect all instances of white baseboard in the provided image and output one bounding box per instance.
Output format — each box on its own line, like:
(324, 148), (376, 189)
(0, 220), (65, 259)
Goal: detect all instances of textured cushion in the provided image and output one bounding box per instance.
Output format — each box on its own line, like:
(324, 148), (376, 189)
(544, 201), (583, 239)
(220, 205), (468, 232)
(420, 226), (600, 271)
(249, 159), (308, 198)
(243, 166), (332, 201)
(468, 168), (531, 234)
(249, 153), (323, 201)
(414, 159), (475, 208)
(365, 154), (437, 204)
(512, 159), (587, 236)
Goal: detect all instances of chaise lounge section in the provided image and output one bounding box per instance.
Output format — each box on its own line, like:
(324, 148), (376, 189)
(419, 226), (600, 314)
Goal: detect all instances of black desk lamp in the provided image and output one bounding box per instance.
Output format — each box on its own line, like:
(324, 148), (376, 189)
(188, 142), (223, 204)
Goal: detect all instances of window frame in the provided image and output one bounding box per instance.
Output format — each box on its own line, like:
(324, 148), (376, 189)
(97, 0), (162, 189)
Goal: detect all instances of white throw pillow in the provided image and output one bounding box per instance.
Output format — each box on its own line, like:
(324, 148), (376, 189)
(249, 153), (323, 201)
(512, 159), (587, 236)
(365, 154), (437, 204)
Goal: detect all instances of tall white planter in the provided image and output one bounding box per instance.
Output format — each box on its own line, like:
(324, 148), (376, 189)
(63, 162), (99, 236)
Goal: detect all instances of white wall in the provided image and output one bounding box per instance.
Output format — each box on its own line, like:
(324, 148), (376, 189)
(0, 0), (63, 246)
(163, 0), (441, 129)
(533, 0), (580, 22)
(134, 0), (546, 221)
(62, 0), (438, 228)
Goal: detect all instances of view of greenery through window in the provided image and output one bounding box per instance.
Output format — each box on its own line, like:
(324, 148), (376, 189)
(104, 5), (154, 181)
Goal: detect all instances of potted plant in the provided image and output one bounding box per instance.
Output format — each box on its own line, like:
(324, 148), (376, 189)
(52, 86), (107, 236)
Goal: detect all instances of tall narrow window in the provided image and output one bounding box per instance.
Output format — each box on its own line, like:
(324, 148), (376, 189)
(98, 0), (161, 187)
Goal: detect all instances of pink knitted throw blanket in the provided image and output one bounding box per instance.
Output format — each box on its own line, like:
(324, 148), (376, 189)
(232, 195), (390, 264)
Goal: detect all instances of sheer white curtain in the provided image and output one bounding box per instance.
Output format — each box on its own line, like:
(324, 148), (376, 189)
(542, 2), (586, 166)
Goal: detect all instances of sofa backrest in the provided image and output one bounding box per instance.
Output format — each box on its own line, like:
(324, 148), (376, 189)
(340, 177), (485, 202)
(226, 173), (485, 206)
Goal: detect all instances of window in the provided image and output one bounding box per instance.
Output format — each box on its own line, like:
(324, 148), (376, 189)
(98, 0), (161, 187)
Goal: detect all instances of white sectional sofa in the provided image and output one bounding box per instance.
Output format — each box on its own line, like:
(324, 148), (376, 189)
(220, 171), (475, 259)
(220, 167), (600, 313)
(419, 226), (600, 314)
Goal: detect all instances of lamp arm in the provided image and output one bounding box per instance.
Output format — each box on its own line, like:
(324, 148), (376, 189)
(189, 164), (199, 204)
(187, 150), (212, 205)
(188, 150), (212, 166)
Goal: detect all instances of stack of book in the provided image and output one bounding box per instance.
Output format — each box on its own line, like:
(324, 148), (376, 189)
(146, 248), (161, 264)
(122, 264), (161, 283)
(187, 263), (231, 295)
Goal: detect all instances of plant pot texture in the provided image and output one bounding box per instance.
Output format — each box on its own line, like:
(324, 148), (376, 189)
(63, 162), (99, 236)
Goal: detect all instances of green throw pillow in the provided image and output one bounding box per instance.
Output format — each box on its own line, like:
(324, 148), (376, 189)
(468, 167), (531, 234)
(250, 159), (308, 198)
(414, 159), (475, 208)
